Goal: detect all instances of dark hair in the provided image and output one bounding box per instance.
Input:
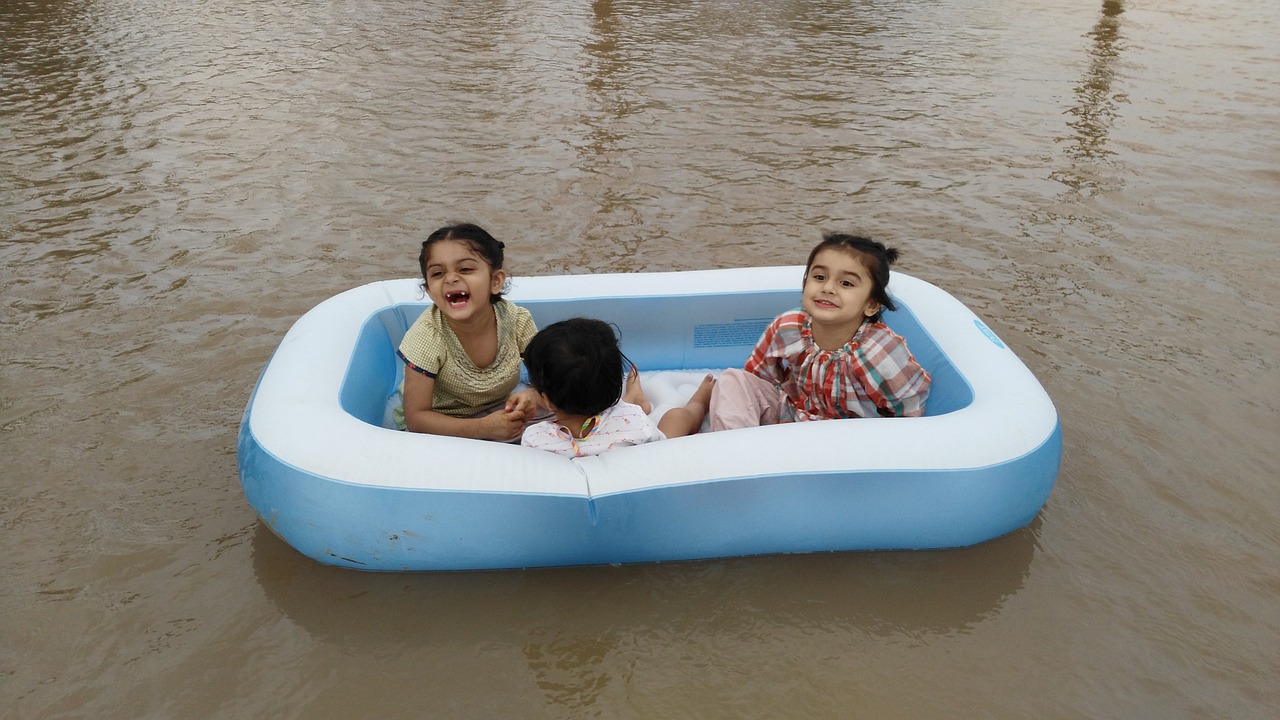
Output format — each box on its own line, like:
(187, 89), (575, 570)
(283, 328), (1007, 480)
(805, 232), (900, 322)
(418, 223), (507, 303)
(523, 318), (625, 417)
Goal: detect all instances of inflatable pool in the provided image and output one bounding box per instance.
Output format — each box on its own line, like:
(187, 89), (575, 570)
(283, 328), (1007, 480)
(237, 267), (1061, 571)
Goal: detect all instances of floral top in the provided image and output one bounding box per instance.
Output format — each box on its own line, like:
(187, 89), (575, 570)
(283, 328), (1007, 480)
(522, 401), (665, 457)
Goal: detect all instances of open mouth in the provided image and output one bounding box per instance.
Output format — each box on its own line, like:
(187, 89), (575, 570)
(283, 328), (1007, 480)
(444, 290), (471, 308)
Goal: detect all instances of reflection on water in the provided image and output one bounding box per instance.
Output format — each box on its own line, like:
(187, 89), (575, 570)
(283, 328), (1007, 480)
(1067, 0), (1125, 161)
(252, 522), (1036, 644)
(1053, 0), (1125, 194)
(252, 518), (1037, 708)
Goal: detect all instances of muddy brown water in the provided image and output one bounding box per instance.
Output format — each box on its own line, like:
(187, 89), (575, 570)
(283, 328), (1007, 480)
(3, 0), (1277, 717)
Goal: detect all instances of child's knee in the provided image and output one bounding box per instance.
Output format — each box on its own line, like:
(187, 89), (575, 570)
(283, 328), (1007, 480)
(710, 369), (770, 430)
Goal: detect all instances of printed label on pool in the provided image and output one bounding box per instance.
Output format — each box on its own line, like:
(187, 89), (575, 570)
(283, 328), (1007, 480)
(693, 319), (772, 348)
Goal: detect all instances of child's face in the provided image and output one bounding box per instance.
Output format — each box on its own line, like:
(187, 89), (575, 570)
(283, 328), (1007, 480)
(802, 248), (881, 329)
(423, 239), (506, 323)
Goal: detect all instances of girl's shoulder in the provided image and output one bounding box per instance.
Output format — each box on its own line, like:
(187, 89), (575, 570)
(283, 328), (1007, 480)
(853, 320), (913, 355)
(605, 401), (654, 421)
(751, 311), (812, 355)
(774, 309), (807, 324)
(494, 298), (533, 321)
(406, 303), (447, 335)
(495, 299), (536, 344)
(598, 402), (663, 441)
(857, 320), (905, 342)
(763, 309), (809, 336)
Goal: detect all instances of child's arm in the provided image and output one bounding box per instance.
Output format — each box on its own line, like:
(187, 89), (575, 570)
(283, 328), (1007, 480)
(743, 315), (790, 387)
(853, 331), (931, 417)
(505, 310), (544, 417)
(402, 370), (528, 441)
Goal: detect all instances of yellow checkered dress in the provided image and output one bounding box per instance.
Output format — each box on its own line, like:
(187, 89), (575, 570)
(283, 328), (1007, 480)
(393, 299), (536, 429)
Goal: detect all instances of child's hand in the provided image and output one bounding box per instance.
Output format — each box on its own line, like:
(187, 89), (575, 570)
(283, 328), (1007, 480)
(482, 408), (527, 442)
(505, 388), (541, 416)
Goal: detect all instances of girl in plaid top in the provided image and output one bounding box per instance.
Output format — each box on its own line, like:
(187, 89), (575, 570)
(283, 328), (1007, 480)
(709, 233), (931, 430)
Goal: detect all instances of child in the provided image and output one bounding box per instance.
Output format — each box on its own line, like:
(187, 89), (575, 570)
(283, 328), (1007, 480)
(395, 223), (541, 441)
(521, 318), (715, 458)
(710, 232), (931, 430)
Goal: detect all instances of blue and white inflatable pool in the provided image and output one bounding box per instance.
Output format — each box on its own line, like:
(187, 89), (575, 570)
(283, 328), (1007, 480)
(237, 267), (1061, 571)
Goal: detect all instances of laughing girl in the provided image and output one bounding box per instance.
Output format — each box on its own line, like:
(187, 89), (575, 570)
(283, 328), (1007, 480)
(394, 223), (541, 441)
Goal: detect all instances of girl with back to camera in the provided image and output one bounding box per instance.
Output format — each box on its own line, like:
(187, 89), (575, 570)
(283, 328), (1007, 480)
(394, 222), (541, 441)
(709, 232), (931, 430)
(521, 318), (714, 458)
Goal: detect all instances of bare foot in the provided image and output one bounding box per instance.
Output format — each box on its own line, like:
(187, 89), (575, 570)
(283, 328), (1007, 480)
(623, 364), (652, 414)
(657, 374), (715, 439)
(687, 374), (715, 411)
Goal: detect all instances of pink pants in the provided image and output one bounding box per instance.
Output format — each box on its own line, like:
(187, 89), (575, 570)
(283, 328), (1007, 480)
(709, 368), (784, 431)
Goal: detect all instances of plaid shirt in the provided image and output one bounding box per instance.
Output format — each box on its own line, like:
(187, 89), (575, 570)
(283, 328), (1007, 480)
(745, 311), (931, 420)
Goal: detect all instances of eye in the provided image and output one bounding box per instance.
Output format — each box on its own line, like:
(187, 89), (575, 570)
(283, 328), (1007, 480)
(811, 273), (825, 282)
(841, 280), (855, 287)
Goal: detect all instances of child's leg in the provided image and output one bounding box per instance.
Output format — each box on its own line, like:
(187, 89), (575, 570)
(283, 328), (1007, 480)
(709, 369), (782, 431)
(622, 364), (653, 414)
(658, 375), (715, 438)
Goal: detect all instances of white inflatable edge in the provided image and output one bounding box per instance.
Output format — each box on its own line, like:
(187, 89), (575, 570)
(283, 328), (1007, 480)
(247, 267), (1058, 496)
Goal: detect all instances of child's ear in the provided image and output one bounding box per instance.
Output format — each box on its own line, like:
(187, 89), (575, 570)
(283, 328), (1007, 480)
(864, 300), (881, 317)
(491, 268), (508, 295)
